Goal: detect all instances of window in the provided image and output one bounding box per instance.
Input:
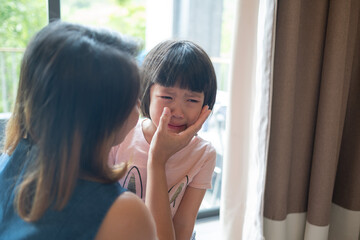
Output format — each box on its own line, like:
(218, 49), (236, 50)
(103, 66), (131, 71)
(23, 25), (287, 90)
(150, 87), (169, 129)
(0, 0), (48, 113)
(61, 0), (234, 216)
(0, 0), (235, 217)
(0, 0), (48, 144)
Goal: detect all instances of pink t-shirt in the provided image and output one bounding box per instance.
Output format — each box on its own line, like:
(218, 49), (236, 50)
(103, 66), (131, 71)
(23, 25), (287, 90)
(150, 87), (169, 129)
(109, 120), (216, 217)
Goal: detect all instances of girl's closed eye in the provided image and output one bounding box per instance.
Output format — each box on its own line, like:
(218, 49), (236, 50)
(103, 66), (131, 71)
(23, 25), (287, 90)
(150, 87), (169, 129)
(160, 96), (172, 100)
(188, 99), (199, 103)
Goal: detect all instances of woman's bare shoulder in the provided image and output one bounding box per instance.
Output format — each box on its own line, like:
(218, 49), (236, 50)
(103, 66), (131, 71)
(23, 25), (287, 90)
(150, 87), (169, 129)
(95, 192), (157, 240)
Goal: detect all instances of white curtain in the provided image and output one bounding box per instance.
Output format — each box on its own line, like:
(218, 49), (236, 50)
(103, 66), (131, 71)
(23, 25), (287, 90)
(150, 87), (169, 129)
(220, 0), (277, 239)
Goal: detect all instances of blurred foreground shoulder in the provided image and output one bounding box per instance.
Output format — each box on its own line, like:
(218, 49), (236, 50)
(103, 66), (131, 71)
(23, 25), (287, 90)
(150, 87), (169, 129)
(95, 192), (157, 240)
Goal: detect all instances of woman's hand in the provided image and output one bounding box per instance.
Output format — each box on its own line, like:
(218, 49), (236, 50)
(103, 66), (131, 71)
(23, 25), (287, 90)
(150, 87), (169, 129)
(148, 105), (211, 166)
(146, 105), (211, 240)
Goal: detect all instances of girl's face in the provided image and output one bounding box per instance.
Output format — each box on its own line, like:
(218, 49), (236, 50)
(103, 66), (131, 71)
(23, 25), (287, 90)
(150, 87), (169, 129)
(149, 83), (204, 133)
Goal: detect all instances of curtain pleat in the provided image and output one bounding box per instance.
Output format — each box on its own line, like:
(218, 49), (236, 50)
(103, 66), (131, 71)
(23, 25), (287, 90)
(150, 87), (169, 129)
(332, 6), (360, 212)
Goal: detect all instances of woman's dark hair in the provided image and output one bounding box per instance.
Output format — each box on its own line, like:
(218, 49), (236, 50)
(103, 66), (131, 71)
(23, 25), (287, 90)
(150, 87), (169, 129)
(140, 40), (217, 118)
(4, 21), (140, 221)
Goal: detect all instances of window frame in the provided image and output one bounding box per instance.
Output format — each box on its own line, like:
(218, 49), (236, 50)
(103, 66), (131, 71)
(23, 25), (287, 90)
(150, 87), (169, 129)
(48, 0), (61, 21)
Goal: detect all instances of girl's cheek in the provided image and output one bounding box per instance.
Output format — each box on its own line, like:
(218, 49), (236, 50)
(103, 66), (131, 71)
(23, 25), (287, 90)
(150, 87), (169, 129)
(160, 101), (170, 107)
(190, 109), (203, 125)
(189, 114), (200, 126)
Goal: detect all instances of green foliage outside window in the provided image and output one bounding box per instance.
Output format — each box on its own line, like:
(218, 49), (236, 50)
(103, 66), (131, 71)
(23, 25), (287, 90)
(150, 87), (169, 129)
(0, 0), (146, 113)
(0, 0), (47, 48)
(0, 0), (47, 112)
(62, 0), (146, 47)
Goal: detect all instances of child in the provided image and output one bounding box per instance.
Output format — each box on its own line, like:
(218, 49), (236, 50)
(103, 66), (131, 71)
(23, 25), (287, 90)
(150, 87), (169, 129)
(109, 40), (217, 240)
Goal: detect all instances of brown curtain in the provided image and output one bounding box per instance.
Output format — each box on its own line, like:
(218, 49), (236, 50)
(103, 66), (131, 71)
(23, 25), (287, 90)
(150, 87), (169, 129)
(264, 0), (360, 239)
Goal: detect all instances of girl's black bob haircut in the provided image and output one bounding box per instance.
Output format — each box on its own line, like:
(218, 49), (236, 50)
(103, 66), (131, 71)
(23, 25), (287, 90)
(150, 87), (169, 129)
(140, 40), (217, 118)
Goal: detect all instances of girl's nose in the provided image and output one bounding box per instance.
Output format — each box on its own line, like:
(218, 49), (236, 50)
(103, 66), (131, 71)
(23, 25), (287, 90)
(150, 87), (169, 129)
(170, 102), (184, 119)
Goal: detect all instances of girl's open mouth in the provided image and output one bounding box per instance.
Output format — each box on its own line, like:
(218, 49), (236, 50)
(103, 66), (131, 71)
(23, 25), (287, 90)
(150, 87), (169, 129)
(168, 124), (186, 132)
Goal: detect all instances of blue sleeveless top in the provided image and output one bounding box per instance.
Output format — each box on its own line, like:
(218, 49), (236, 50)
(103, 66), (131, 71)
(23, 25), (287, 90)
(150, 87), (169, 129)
(0, 139), (127, 240)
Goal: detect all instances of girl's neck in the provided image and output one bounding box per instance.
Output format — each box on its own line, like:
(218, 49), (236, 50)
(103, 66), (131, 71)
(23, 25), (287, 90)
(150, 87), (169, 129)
(142, 118), (157, 144)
